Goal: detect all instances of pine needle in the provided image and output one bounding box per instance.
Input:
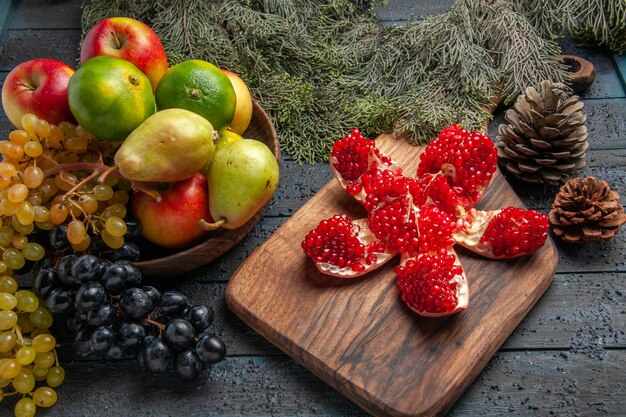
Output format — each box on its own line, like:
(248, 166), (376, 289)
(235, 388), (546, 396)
(82, 0), (615, 163)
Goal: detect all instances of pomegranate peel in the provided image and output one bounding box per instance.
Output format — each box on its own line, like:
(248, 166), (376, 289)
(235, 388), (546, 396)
(454, 207), (549, 259)
(395, 248), (469, 317)
(301, 215), (396, 278)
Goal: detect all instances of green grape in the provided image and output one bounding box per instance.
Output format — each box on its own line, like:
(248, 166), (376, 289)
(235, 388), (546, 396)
(0, 376), (10, 388)
(16, 346), (36, 365)
(71, 234), (91, 252)
(39, 178), (58, 200)
(11, 216), (34, 235)
(30, 308), (52, 330)
(92, 184), (113, 201)
(104, 216), (127, 237)
(48, 203), (68, 225)
(11, 234), (28, 250)
(0, 310), (18, 330)
(0, 262), (8, 274)
(78, 194), (98, 214)
(35, 220), (54, 231)
(33, 206), (49, 222)
(15, 290), (39, 313)
(46, 366), (64, 387)
(9, 130), (30, 145)
(22, 243), (45, 262)
(64, 135), (88, 153)
(0, 331), (16, 352)
(0, 226), (14, 247)
(0, 199), (17, 216)
(14, 396), (37, 417)
(22, 166), (44, 189)
(17, 314), (34, 334)
(0, 358), (21, 379)
(24, 140), (43, 158)
(31, 334), (55, 353)
(0, 175), (10, 189)
(16, 201), (35, 226)
(21, 114), (38, 135)
(0, 293), (17, 310)
(33, 351), (55, 369)
(58, 121), (76, 138)
(31, 366), (48, 381)
(102, 203), (127, 219)
(0, 276), (18, 293)
(0, 161), (17, 177)
(35, 119), (51, 138)
(12, 368), (35, 393)
(33, 386), (57, 408)
(7, 183), (28, 203)
(101, 229), (124, 249)
(2, 248), (26, 271)
(26, 193), (42, 207)
(66, 220), (86, 245)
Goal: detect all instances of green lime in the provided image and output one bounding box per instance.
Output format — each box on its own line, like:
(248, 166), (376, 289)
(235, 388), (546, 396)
(68, 56), (155, 141)
(155, 59), (236, 130)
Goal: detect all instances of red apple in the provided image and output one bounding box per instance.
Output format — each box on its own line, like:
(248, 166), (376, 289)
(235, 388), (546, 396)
(81, 17), (168, 92)
(222, 69), (253, 135)
(2, 58), (75, 129)
(131, 173), (213, 249)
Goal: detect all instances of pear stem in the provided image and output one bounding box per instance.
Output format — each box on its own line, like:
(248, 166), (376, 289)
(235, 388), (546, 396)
(131, 181), (162, 202)
(198, 218), (225, 231)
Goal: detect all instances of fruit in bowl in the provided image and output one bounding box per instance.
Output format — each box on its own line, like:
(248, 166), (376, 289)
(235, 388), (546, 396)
(81, 16), (168, 92)
(2, 58), (75, 129)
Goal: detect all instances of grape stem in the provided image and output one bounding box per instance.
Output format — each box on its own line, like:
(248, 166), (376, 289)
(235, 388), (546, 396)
(65, 169), (102, 196)
(42, 161), (112, 178)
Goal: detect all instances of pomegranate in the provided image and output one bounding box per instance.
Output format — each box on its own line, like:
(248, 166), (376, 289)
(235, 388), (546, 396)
(454, 207), (549, 259)
(302, 124), (548, 317)
(330, 128), (401, 204)
(301, 215), (396, 278)
(417, 124), (498, 212)
(395, 248), (469, 317)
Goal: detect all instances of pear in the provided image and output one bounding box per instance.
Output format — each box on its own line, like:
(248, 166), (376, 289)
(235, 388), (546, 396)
(114, 108), (215, 182)
(200, 139), (279, 230)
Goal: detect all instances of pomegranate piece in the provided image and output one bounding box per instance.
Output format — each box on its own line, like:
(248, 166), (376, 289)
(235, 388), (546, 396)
(454, 207), (549, 259)
(330, 128), (400, 204)
(301, 215), (396, 278)
(417, 124), (497, 210)
(416, 204), (457, 253)
(395, 248), (469, 317)
(368, 195), (420, 253)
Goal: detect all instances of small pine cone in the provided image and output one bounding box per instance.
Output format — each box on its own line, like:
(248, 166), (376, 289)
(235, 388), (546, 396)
(497, 80), (589, 185)
(549, 177), (626, 243)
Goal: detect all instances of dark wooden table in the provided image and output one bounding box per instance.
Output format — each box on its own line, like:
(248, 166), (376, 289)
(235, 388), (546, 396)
(1, 1), (624, 416)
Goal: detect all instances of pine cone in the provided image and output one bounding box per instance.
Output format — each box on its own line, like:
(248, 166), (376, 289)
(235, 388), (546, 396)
(549, 177), (626, 243)
(497, 80), (589, 185)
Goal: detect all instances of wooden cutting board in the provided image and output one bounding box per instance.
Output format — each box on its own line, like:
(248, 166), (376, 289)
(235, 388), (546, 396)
(226, 134), (558, 417)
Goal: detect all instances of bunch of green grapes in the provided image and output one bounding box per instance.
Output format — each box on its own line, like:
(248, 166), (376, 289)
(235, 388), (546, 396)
(0, 113), (132, 264)
(0, 275), (64, 417)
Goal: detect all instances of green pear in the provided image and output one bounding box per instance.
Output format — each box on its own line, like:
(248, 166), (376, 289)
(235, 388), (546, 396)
(114, 108), (215, 182)
(201, 139), (279, 230)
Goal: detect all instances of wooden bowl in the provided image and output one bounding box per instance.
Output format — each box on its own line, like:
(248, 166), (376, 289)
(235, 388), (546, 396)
(135, 100), (280, 278)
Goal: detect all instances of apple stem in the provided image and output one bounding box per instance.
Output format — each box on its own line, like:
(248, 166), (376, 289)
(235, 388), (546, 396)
(111, 31), (122, 49)
(198, 218), (226, 231)
(15, 81), (35, 91)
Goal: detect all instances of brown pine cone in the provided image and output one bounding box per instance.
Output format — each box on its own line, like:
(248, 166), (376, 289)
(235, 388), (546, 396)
(497, 80), (589, 185)
(549, 177), (626, 243)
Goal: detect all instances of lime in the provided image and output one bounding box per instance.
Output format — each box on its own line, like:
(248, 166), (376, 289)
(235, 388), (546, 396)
(68, 56), (155, 141)
(155, 59), (236, 130)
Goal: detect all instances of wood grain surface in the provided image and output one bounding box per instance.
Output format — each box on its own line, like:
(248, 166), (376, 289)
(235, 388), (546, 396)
(226, 135), (559, 417)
